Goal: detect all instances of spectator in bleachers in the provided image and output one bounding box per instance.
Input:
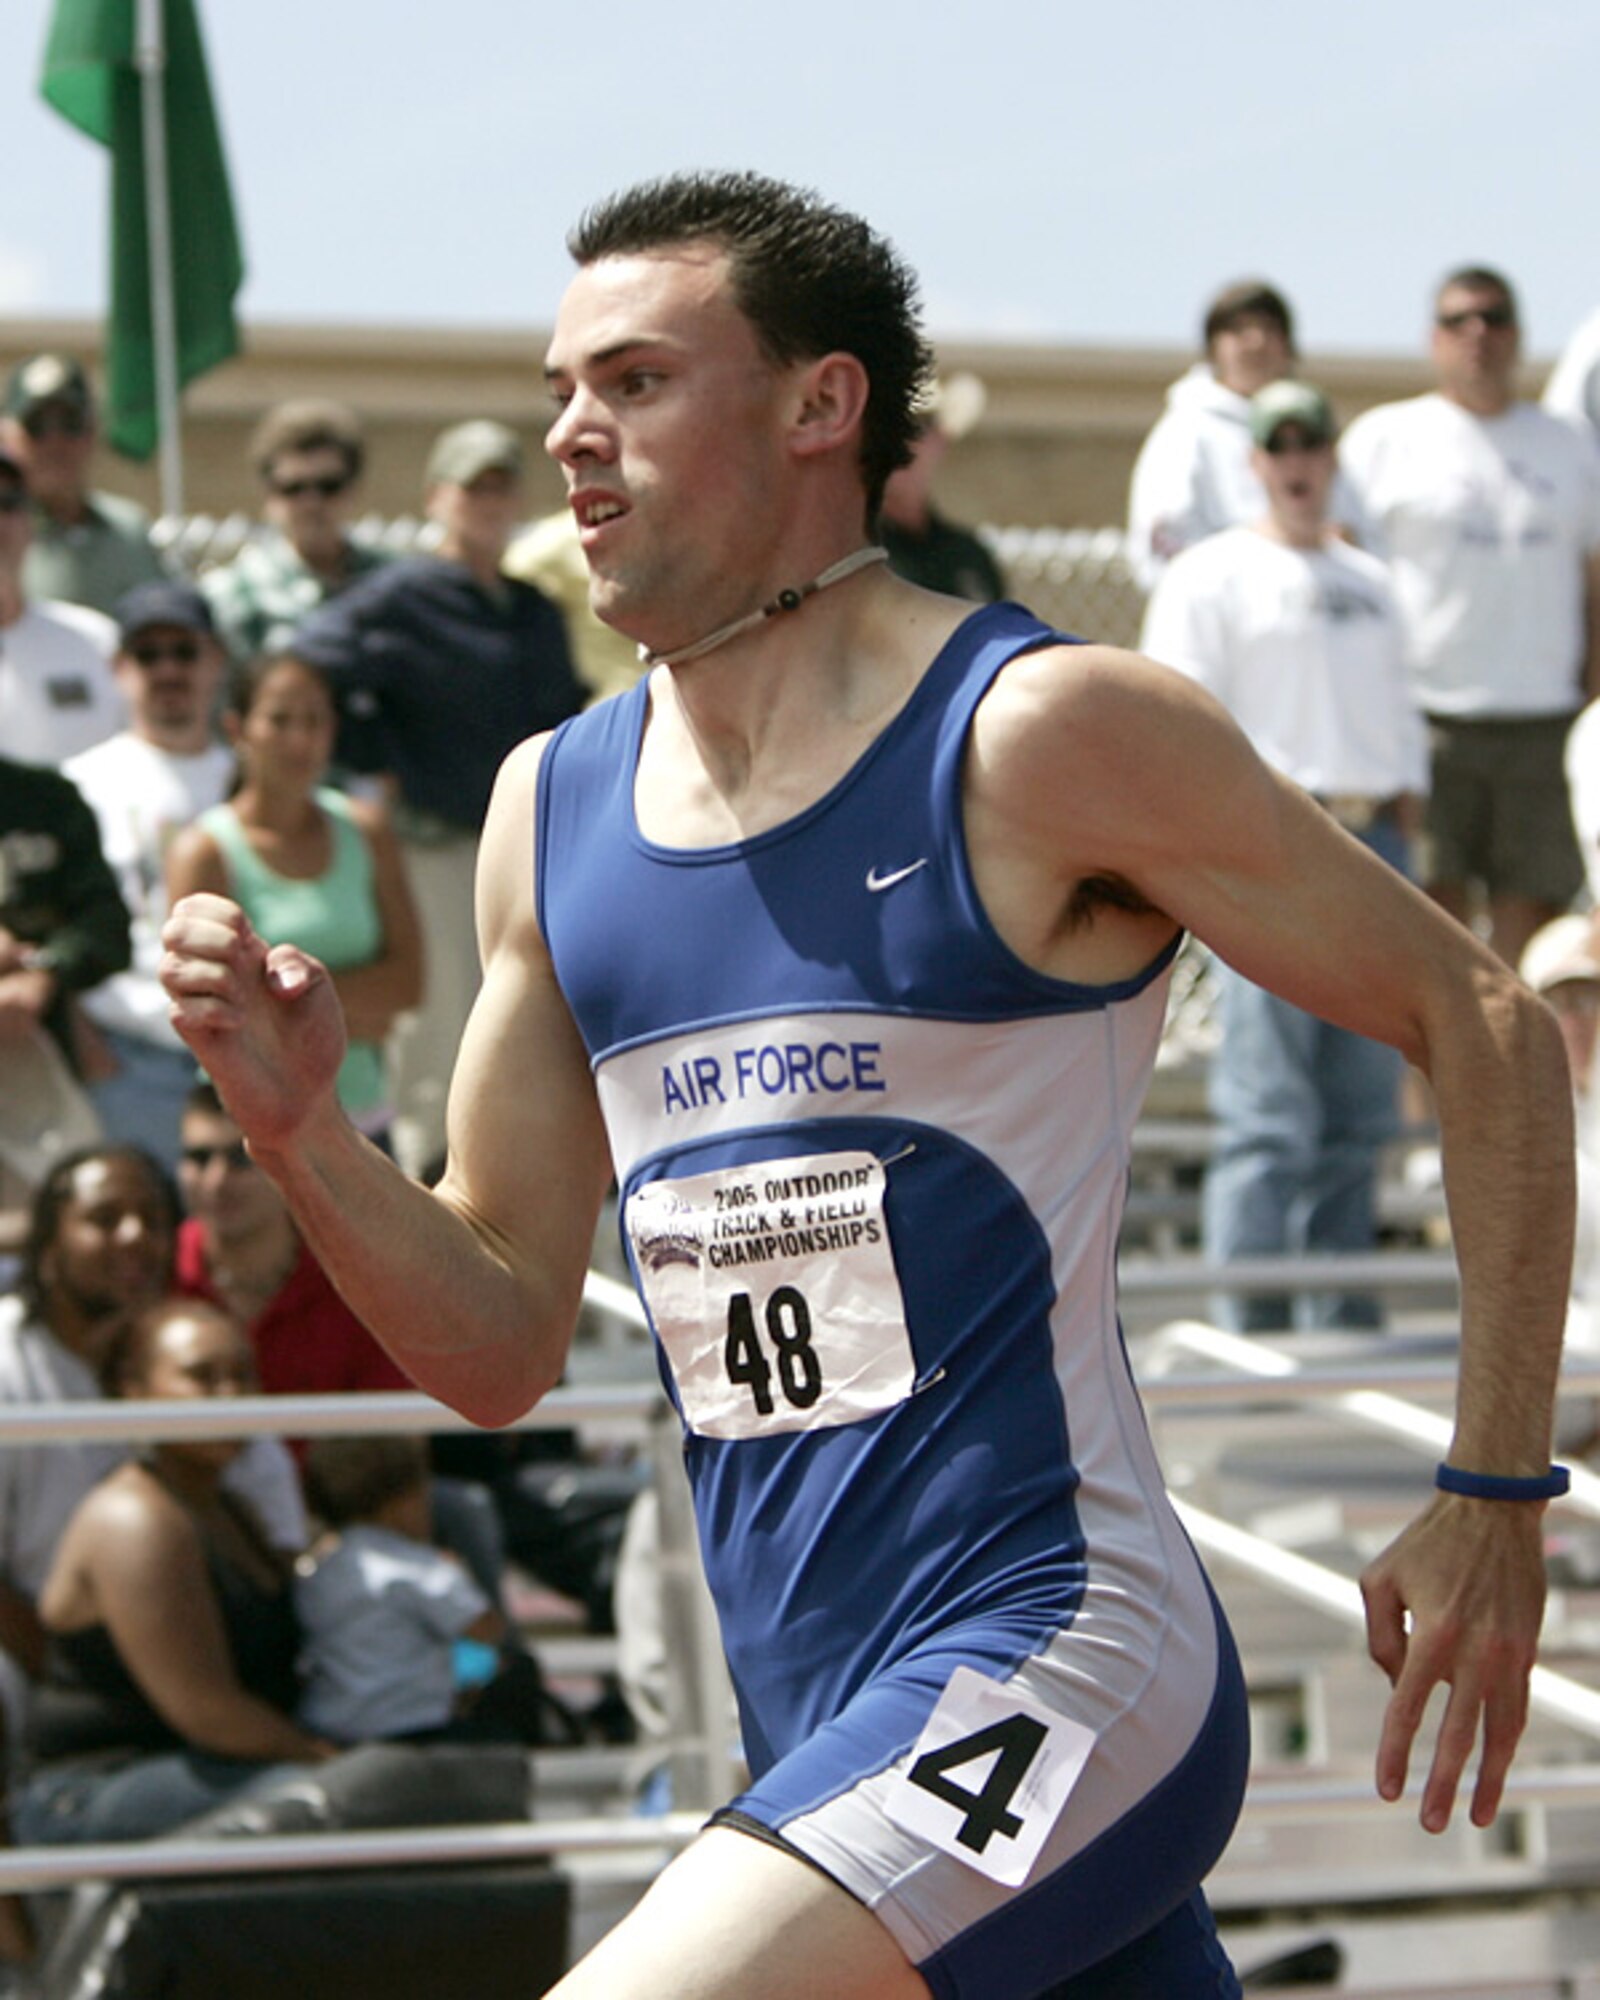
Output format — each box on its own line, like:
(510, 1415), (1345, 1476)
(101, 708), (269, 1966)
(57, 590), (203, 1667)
(1341, 265), (1600, 969)
(296, 1434), (555, 1747)
(1544, 305), (1600, 449)
(0, 1147), (307, 1657)
(0, 1149), (173, 1694)
(200, 400), (390, 665)
(290, 418), (584, 1177)
(166, 653), (422, 1146)
(877, 373), (1005, 604)
(1142, 381), (1425, 1331)
(63, 584), (232, 1175)
(15, 1297), (335, 1846)
(0, 446), (123, 767)
(1127, 279), (1300, 591)
(172, 1082), (509, 1614)
(0, 353), (164, 619)
(173, 1082), (411, 1398)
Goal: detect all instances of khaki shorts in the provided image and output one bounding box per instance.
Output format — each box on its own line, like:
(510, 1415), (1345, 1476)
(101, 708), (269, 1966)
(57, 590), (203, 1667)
(1421, 711), (1585, 906)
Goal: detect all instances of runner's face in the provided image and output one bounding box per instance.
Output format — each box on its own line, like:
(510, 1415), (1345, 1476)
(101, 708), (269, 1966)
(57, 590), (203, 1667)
(544, 248), (794, 649)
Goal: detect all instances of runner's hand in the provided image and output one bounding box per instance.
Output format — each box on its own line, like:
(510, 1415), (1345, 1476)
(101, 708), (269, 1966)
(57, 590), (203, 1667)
(161, 892), (348, 1150)
(1360, 1491), (1547, 1831)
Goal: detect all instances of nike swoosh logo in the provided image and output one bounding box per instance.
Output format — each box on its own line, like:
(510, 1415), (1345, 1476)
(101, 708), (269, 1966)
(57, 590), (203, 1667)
(865, 858), (930, 893)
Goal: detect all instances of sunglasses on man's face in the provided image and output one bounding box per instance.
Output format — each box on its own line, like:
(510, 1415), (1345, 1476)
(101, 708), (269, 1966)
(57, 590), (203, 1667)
(21, 408), (89, 439)
(270, 473), (350, 501)
(129, 640), (202, 667)
(1436, 304), (1516, 333)
(181, 1140), (253, 1173)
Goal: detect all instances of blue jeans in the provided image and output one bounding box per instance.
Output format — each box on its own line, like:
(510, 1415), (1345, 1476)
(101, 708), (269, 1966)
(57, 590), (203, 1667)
(1203, 817), (1407, 1332)
(86, 1026), (202, 1179)
(15, 1752), (309, 1845)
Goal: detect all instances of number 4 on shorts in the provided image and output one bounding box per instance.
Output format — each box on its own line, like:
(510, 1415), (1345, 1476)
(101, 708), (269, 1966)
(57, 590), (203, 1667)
(884, 1665), (1097, 1887)
(908, 1713), (1048, 1854)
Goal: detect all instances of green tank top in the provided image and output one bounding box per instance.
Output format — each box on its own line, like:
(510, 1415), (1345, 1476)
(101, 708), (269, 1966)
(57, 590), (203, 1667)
(200, 788), (389, 1121)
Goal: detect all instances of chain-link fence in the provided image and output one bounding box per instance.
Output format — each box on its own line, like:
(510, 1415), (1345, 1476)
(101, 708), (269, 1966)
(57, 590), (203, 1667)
(983, 525), (1147, 650)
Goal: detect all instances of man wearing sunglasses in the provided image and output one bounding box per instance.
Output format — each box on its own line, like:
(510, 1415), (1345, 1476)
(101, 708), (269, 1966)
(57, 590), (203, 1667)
(0, 353), (164, 620)
(200, 399), (390, 665)
(1341, 268), (1600, 970)
(61, 584), (231, 1173)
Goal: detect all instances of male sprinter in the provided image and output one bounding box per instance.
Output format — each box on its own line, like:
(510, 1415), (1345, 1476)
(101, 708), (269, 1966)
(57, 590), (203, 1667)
(162, 173), (1573, 1999)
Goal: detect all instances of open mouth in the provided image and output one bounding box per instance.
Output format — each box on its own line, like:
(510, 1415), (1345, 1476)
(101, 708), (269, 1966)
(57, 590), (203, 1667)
(574, 492), (627, 531)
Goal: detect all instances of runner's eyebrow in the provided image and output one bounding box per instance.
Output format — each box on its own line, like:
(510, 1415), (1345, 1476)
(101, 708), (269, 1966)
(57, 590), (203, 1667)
(544, 338), (671, 383)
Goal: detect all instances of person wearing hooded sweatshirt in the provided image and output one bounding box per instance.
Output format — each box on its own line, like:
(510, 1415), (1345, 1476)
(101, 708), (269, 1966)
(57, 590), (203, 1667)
(1128, 279), (1360, 592)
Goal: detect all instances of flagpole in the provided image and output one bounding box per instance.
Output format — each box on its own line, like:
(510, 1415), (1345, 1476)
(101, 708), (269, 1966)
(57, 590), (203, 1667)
(133, 0), (184, 520)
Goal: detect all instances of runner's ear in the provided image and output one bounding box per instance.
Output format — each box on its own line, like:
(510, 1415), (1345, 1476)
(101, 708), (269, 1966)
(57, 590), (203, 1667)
(787, 353), (870, 465)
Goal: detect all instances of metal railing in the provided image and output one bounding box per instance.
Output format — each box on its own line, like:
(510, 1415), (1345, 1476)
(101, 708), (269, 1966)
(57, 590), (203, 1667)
(7, 1262), (1600, 1953)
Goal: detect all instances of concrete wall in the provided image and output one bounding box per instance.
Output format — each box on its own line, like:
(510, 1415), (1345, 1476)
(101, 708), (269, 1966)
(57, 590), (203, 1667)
(0, 315), (1554, 530)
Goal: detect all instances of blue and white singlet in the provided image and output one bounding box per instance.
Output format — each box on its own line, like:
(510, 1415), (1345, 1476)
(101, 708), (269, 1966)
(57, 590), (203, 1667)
(536, 603), (1247, 1998)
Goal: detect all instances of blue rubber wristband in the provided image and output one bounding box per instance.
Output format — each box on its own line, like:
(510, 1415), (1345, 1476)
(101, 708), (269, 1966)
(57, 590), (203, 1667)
(1435, 1461), (1570, 1502)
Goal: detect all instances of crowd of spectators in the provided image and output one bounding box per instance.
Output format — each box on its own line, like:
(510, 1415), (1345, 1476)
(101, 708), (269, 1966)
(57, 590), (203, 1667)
(0, 355), (613, 1980)
(2, 279), (1599, 1957)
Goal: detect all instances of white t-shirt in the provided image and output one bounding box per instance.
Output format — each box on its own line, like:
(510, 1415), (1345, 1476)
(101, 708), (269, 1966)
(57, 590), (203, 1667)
(62, 731), (235, 1046)
(0, 1298), (123, 1601)
(1544, 307), (1600, 445)
(1140, 526), (1427, 798)
(0, 600), (121, 766)
(1339, 393), (1600, 717)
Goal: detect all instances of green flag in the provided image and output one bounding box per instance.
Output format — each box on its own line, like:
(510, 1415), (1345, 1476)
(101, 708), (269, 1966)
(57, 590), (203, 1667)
(40, 0), (244, 461)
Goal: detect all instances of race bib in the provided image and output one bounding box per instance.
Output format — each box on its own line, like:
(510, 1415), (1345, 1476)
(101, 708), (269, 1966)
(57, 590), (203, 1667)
(625, 1150), (914, 1439)
(884, 1666), (1095, 1886)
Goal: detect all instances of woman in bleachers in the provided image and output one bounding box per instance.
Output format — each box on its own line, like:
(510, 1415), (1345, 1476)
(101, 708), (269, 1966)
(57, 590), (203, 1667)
(15, 1298), (334, 1843)
(164, 653), (422, 1150)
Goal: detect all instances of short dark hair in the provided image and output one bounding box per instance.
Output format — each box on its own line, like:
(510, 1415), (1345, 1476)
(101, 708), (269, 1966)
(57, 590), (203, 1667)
(567, 169), (933, 519)
(1435, 265), (1518, 320)
(20, 1145), (177, 1321)
(103, 1295), (237, 1397)
(184, 1078), (227, 1120)
(1203, 279), (1297, 357)
(303, 1435), (430, 1529)
(249, 399), (365, 485)
(224, 648), (335, 723)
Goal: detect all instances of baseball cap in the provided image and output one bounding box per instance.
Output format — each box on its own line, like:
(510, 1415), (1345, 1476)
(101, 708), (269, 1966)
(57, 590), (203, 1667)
(5, 352), (93, 423)
(1520, 915), (1600, 996)
(1249, 380), (1336, 449)
(114, 581), (217, 647)
(426, 419), (523, 487)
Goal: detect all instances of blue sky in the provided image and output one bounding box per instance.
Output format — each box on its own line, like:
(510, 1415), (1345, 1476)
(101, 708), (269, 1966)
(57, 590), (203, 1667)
(1, 0), (1594, 362)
